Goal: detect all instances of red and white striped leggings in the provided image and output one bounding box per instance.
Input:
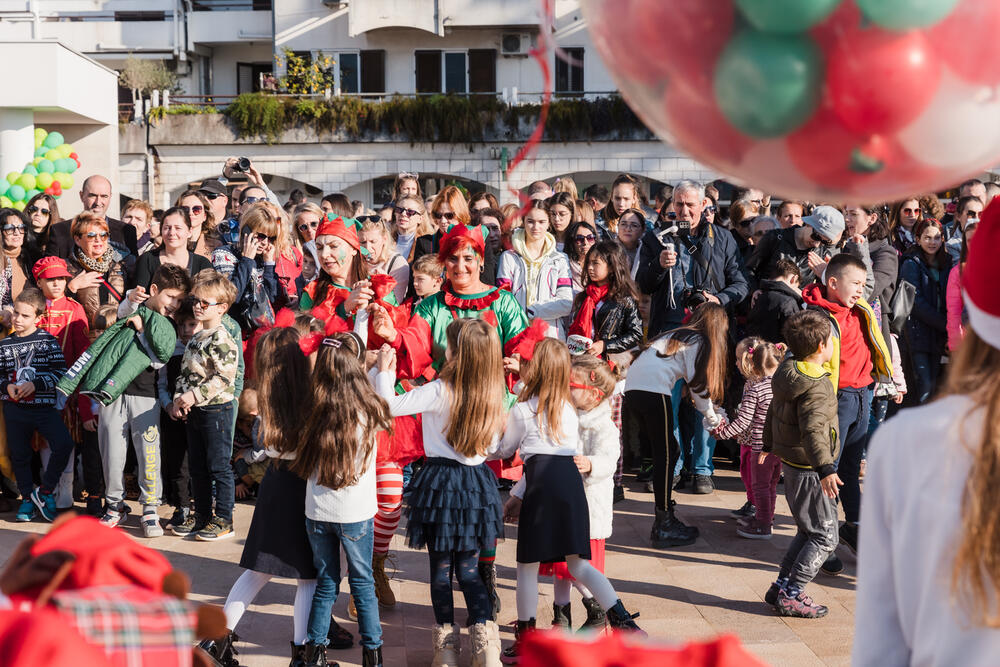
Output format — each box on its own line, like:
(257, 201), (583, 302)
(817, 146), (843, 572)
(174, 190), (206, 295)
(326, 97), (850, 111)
(374, 461), (404, 555)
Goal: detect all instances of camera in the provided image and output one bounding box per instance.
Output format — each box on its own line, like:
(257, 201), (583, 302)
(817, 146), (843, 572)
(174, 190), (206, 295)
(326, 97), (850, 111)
(234, 156), (251, 172)
(681, 288), (708, 310)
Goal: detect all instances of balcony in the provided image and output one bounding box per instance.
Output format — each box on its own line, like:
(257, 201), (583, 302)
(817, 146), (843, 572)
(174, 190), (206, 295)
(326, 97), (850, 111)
(347, 0), (538, 36)
(35, 18), (178, 58)
(186, 6), (273, 45)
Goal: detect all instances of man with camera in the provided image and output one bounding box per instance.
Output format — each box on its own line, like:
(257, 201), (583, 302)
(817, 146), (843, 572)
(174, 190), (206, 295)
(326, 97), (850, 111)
(635, 180), (748, 495)
(214, 157), (281, 244)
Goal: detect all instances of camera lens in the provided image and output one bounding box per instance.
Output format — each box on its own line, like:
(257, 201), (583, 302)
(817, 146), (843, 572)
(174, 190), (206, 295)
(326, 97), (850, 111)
(236, 157), (251, 171)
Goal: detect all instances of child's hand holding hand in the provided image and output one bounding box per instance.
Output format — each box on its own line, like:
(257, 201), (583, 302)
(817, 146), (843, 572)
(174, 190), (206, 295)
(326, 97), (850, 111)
(587, 340), (605, 357)
(502, 353), (521, 375)
(364, 349), (379, 371)
(369, 304), (396, 343)
(574, 455), (592, 475)
(377, 344), (397, 373)
(893, 391), (905, 405)
(820, 472), (843, 499)
(174, 391), (196, 413)
(503, 496), (522, 523)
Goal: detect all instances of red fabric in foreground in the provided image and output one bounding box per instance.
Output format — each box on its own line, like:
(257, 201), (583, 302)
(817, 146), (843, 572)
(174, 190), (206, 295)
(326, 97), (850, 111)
(520, 632), (769, 667)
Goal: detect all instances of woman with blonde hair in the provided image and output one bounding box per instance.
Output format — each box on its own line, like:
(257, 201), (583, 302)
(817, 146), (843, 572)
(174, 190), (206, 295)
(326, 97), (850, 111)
(391, 196), (432, 263)
(854, 197), (1000, 666)
(268, 204), (303, 299)
(360, 217), (409, 305)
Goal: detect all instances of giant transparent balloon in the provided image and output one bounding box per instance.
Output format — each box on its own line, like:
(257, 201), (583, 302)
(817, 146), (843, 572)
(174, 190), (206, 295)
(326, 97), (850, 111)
(580, 0), (1000, 202)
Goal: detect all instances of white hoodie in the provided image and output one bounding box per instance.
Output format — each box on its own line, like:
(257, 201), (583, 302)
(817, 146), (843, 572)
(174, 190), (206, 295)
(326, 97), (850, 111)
(497, 229), (573, 339)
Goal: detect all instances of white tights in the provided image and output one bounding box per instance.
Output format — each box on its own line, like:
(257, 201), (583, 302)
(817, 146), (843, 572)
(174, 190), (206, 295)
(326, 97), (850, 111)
(516, 555), (616, 620)
(552, 577), (593, 606)
(223, 569), (317, 644)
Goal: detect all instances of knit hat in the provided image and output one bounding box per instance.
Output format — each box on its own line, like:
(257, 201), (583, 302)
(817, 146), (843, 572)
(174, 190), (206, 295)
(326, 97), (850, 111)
(32, 256), (72, 281)
(802, 205), (846, 243)
(315, 214), (368, 256)
(964, 196), (1000, 349)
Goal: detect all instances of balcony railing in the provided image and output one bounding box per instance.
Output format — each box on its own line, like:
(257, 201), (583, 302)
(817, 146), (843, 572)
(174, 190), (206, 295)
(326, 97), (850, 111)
(191, 0), (272, 10)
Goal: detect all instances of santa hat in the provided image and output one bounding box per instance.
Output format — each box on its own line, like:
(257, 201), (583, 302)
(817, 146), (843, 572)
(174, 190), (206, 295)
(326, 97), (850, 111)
(316, 214), (368, 256)
(964, 196), (1000, 349)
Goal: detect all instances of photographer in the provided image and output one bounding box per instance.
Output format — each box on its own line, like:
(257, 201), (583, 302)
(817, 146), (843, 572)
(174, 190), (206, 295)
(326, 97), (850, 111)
(216, 157), (281, 245)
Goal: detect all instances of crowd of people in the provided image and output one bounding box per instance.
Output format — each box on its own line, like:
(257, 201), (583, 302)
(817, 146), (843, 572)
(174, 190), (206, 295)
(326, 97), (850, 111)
(0, 161), (997, 667)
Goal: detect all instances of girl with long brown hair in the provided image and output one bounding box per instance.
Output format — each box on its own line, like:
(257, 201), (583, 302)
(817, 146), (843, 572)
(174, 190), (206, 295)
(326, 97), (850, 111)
(623, 302), (728, 548)
(854, 196), (1000, 665)
(292, 331), (390, 666)
(374, 319), (506, 666)
(497, 338), (643, 660)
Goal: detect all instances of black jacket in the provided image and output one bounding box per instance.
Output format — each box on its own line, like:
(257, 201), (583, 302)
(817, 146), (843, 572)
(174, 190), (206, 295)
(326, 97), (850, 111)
(868, 237), (899, 340)
(745, 227), (838, 288)
(899, 251), (951, 355)
(412, 229), (497, 288)
(747, 279), (804, 344)
(46, 216), (138, 260)
(589, 296), (644, 354)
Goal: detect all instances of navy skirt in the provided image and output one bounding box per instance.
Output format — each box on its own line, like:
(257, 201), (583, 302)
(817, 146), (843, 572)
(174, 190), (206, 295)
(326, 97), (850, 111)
(517, 454), (591, 564)
(240, 462), (317, 579)
(405, 457), (504, 553)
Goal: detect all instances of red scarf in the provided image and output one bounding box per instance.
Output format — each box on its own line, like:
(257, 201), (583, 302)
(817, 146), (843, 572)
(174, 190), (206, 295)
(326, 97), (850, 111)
(568, 283), (609, 338)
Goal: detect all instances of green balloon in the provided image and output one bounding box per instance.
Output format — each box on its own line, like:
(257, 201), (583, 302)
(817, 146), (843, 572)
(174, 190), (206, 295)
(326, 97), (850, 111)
(24, 188), (40, 200)
(17, 174), (35, 191)
(0, 180), (7, 197)
(7, 185), (25, 202)
(65, 160), (77, 174)
(5, 172), (18, 185)
(11, 201), (24, 212)
(35, 173), (53, 190)
(22, 164), (37, 176)
(43, 131), (64, 149)
(44, 149), (59, 161)
(736, 0), (841, 33)
(0, 197), (11, 208)
(34, 146), (47, 158)
(37, 159), (54, 174)
(714, 30), (822, 138)
(857, 0), (959, 30)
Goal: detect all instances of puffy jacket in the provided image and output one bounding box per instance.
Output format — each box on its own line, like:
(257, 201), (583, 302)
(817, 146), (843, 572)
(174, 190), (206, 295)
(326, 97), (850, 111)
(589, 296), (644, 355)
(635, 221), (749, 337)
(497, 230), (573, 338)
(747, 279), (803, 344)
(56, 305), (176, 405)
(899, 251), (952, 355)
(745, 227), (838, 288)
(763, 358), (840, 478)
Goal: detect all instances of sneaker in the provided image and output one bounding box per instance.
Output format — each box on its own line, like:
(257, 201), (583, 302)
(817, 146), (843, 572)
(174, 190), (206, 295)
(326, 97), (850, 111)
(691, 474), (714, 495)
(820, 554), (844, 576)
(171, 513), (208, 537)
(731, 501), (755, 518)
(99, 508), (124, 528)
(166, 508), (189, 529)
(142, 508), (164, 538)
(775, 589), (828, 618)
(735, 515), (754, 529)
(196, 516), (234, 541)
(764, 582), (781, 607)
(612, 485), (626, 504)
(672, 469), (692, 490)
(736, 521), (772, 540)
(15, 499), (35, 522)
(30, 488), (57, 522)
(635, 460), (653, 483)
(839, 522), (859, 555)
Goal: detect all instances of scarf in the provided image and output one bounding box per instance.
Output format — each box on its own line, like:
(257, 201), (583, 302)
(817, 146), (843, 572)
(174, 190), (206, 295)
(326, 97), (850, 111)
(74, 245), (119, 274)
(568, 283), (609, 338)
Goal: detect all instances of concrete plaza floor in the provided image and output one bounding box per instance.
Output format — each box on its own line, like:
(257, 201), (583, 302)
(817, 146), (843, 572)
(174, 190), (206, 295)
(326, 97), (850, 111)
(0, 465), (856, 666)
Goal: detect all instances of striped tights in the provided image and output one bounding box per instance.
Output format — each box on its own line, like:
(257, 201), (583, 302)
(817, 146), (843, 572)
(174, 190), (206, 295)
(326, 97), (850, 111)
(374, 461), (404, 555)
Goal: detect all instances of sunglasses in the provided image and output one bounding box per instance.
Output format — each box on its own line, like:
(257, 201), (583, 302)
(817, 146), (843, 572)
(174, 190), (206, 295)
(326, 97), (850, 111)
(705, 206), (717, 213)
(431, 211), (456, 220)
(738, 218), (754, 227)
(357, 215), (382, 223)
(2, 224), (25, 233)
(394, 206), (419, 217)
(254, 233), (277, 244)
(298, 220), (319, 231)
(398, 171), (419, 180)
(194, 297), (221, 309)
(810, 230), (834, 245)
(242, 196), (263, 206)
(201, 192), (222, 200)
(84, 231), (109, 239)
(26, 206), (49, 216)
(182, 205), (204, 216)
(575, 234), (596, 243)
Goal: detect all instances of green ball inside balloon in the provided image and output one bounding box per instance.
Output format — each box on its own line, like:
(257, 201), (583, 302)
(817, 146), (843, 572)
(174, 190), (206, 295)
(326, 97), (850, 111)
(35, 173), (53, 190)
(7, 185), (25, 202)
(37, 160), (54, 174)
(736, 0), (841, 33)
(856, 0), (959, 29)
(43, 132), (64, 149)
(714, 30), (823, 138)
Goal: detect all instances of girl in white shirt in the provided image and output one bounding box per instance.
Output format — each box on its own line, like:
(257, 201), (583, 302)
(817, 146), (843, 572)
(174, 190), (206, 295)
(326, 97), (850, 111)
(497, 339), (644, 663)
(291, 331), (392, 667)
(375, 318), (506, 667)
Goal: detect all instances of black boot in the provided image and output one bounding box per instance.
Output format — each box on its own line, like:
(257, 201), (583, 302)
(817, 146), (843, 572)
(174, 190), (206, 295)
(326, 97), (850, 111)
(301, 642), (331, 667)
(198, 630), (240, 667)
(650, 505), (698, 548)
(479, 560), (501, 620)
(362, 646), (383, 667)
(606, 600), (646, 637)
(500, 618), (535, 664)
(576, 596), (606, 632)
(327, 617), (353, 650)
(289, 641), (306, 667)
(551, 602), (572, 629)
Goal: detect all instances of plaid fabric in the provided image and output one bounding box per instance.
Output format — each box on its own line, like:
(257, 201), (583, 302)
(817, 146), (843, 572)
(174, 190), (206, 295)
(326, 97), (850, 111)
(611, 391), (624, 486)
(51, 585), (196, 667)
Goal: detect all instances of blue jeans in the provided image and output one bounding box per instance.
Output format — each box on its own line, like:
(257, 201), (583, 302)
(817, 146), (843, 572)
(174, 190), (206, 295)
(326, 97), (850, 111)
(834, 386), (872, 524)
(3, 403), (75, 497)
(671, 380), (716, 476)
(305, 517), (382, 649)
(867, 396), (889, 439)
(186, 401), (236, 521)
(909, 351), (940, 404)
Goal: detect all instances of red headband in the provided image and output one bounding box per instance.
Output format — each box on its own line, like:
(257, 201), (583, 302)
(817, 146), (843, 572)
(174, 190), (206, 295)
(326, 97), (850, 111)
(316, 214), (364, 253)
(438, 224), (486, 262)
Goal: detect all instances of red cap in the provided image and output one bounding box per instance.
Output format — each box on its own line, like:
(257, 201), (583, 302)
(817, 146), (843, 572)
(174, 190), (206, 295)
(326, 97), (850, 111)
(964, 196), (1000, 349)
(32, 256), (72, 282)
(438, 224), (486, 263)
(316, 214), (366, 254)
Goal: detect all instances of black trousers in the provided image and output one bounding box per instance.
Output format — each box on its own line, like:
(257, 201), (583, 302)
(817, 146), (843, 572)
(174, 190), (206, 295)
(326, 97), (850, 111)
(160, 409), (190, 510)
(79, 429), (105, 497)
(623, 390), (678, 512)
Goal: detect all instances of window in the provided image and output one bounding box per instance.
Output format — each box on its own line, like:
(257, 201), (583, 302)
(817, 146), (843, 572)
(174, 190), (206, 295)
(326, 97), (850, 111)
(416, 50), (442, 93)
(315, 50), (385, 94)
(468, 49), (496, 93)
(415, 49), (494, 94)
(237, 62), (273, 94)
(360, 50), (386, 94)
(444, 52), (467, 94)
(339, 53), (359, 94)
(555, 47), (584, 94)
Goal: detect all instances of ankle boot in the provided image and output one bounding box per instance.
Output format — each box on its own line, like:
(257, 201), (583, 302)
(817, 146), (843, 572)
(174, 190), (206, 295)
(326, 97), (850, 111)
(606, 600), (647, 637)
(431, 624), (459, 667)
(500, 619), (535, 664)
(478, 560), (501, 620)
(289, 641), (306, 667)
(650, 506), (698, 548)
(470, 621), (502, 667)
(576, 596), (606, 632)
(301, 642), (330, 667)
(551, 602), (572, 629)
(326, 617), (353, 650)
(372, 552), (396, 607)
(198, 630), (240, 667)
(362, 646), (383, 667)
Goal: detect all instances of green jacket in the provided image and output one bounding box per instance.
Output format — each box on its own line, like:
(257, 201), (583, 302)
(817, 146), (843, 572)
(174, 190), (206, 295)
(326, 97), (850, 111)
(56, 305), (176, 406)
(763, 358), (840, 478)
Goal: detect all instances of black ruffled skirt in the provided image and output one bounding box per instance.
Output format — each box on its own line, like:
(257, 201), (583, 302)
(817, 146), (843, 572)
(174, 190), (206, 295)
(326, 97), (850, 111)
(240, 462), (317, 579)
(404, 457), (504, 552)
(517, 454), (591, 564)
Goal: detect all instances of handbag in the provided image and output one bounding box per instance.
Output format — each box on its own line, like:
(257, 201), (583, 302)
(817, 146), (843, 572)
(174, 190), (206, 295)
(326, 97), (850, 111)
(887, 280), (916, 336)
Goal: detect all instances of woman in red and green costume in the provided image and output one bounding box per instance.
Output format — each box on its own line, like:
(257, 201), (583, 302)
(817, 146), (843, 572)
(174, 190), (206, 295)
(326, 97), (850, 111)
(299, 214), (375, 322)
(371, 223), (544, 620)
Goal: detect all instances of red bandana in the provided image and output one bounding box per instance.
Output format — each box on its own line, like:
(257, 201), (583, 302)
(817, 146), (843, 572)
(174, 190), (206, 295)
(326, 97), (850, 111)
(438, 224), (485, 263)
(568, 283), (609, 339)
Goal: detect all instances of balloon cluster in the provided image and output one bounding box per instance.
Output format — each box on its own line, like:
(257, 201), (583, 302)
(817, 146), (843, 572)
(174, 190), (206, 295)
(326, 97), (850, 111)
(0, 129), (80, 210)
(582, 0), (1000, 203)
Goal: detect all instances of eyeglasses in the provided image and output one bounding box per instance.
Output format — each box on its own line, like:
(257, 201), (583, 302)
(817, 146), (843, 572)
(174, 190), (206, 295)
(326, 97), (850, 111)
(182, 205), (204, 216)
(84, 231), (109, 240)
(394, 206), (419, 217)
(575, 234), (596, 244)
(202, 192), (222, 201)
(194, 297), (221, 309)
(298, 220), (319, 231)
(705, 206), (717, 213)
(2, 224), (25, 233)
(242, 196), (263, 206)
(431, 211), (456, 221)
(254, 233), (277, 244)
(810, 230), (834, 245)
(357, 215), (382, 223)
(26, 206), (49, 216)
